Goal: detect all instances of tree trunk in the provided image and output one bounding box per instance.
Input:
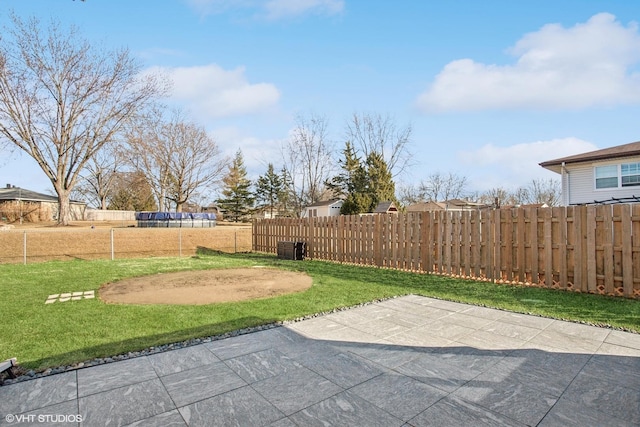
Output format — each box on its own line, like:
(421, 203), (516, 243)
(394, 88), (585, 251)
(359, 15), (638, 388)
(56, 189), (72, 226)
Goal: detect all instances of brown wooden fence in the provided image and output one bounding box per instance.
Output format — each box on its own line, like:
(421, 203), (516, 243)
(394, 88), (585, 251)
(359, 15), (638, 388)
(253, 205), (640, 298)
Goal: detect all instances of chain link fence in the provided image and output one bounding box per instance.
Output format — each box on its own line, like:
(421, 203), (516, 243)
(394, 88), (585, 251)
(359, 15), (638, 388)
(0, 226), (252, 264)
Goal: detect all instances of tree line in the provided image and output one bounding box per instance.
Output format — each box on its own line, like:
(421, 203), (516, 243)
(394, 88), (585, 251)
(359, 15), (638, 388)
(0, 15), (560, 225)
(204, 112), (560, 222)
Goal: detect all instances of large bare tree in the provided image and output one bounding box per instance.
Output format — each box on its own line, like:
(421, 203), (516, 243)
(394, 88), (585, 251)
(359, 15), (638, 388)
(345, 112), (413, 178)
(127, 111), (225, 212)
(0, 15), (164, 224)
(282, 113), (334, 215)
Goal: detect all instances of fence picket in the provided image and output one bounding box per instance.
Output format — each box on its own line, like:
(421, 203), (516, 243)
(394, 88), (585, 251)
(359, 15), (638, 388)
(622, 204), (633, 296)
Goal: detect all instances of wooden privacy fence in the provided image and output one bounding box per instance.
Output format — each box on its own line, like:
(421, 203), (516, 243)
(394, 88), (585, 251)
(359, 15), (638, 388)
(253, 205), (640, 298)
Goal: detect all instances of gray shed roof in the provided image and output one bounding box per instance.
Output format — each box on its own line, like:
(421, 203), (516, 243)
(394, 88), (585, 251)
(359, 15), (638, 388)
(373, 201), (398, 213)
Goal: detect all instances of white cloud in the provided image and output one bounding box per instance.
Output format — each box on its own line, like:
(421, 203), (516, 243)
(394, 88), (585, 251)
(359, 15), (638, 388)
(213, 126), (285, 178)
(457, 137), (598, 191)
(148, 64), (280, 118)
(184, 0), (344, 19)
(417, 13), (640, 112)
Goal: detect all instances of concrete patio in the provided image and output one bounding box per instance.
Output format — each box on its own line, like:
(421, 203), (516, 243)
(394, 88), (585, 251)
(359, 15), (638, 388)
(1, 295), (639, 426)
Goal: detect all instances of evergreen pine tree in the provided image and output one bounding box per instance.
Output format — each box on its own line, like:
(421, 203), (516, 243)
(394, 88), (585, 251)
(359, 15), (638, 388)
(255, 163), (284, 218)
(327, 142), (371, 214)
(217, 150), (254, 222)
(279, 167), (295, 217)
(327, 143), (397, 214)
(365, 151), (397, 212)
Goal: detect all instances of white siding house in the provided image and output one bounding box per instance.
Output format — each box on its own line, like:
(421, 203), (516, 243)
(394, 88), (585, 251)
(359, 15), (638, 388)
(301, 199), (343, 218)
(540, 141), (640, 205)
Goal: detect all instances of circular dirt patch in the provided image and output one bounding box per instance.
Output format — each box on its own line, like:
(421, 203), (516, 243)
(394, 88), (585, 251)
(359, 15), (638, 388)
(99, 268), (313, 305)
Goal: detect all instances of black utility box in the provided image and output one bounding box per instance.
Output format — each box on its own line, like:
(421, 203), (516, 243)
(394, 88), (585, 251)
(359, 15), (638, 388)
(277, 241), (305, 260)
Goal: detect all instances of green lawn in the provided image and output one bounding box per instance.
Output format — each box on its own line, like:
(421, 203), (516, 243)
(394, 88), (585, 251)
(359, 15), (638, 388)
(1, 252), (638, 371)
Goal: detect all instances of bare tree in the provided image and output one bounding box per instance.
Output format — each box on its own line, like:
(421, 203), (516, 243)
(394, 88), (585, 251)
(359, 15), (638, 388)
(419, 172), (468, 202)
(345, 112), (413, 178)
(0, 15), (164, 224)
(477, 187), (515, 207)
(521, 178), (561, 206)
(477, 179), (561, 208)
(396, 183), (425, 208)
(163, 119), (225, 211)
(127, 110), (225, 212)
(75, 143), (124, 209)
(282, 113), (334, 215)
(126, 108), (170, 211)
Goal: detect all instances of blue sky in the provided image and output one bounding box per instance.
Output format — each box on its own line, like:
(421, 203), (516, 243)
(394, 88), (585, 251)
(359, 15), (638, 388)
(1, 0), (640, 199)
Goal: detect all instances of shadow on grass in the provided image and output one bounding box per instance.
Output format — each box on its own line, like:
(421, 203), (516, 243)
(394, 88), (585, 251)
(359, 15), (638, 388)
(195, 246), (252, 256)
(208, 252), (640, 333)
(28, 316), (278, 372)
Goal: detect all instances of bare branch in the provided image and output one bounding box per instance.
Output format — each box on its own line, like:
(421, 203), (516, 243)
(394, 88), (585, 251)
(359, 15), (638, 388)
(126, 109), (225, 212)
(281, 112), (334, 213)
(345, 112), (413, 178)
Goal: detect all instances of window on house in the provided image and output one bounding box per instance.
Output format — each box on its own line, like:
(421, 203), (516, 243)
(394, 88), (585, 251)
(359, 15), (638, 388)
(621, 162), (640, 187)
(595, 165), (618, 189)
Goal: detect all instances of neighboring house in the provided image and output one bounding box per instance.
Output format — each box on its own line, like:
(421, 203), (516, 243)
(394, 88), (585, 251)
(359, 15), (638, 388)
(539, 141), (640, 205)
(406, 199), (490, 212)
(252, 205), (289, 219)
(0, 184), (86, 222)
(301, 199), (343, 218)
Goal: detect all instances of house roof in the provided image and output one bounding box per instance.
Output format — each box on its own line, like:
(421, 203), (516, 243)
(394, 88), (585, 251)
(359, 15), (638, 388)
(406, 201), (444, 212)
(406, 199), (490, 212)
(0, 186), (59, 203)
(539, 141), (640, 173)
(0, 186), (85, 205)
(304, 199), (343, 208)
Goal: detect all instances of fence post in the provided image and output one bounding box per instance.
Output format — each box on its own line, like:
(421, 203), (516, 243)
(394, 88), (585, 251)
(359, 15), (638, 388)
(110, 228), (114, 261)
(179, 228), (182, 257)
(23, 231), (27, 265)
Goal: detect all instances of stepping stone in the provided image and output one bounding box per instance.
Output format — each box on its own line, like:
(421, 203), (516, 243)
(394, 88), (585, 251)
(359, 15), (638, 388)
(44, 290), (97, 303)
